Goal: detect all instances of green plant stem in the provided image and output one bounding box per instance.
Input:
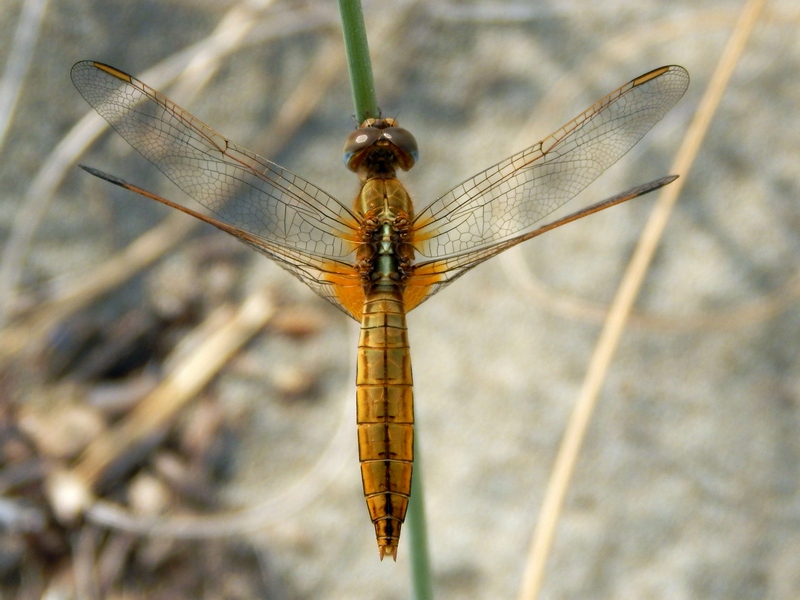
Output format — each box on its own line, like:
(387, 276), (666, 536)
(338, 0), (378, 122)
(408, 443), (434, 599)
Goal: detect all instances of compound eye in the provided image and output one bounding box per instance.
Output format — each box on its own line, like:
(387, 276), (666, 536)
(343, 127), (381, 169)
(382, 127), (418, 170)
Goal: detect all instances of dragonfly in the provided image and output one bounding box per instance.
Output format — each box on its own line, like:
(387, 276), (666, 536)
(71, 60), (689, 560)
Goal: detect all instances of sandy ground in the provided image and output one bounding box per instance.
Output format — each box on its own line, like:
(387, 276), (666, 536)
(1, 0), (799, 598)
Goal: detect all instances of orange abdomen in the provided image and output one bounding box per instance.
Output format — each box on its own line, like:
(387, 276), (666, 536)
(356, 287), (414, 560)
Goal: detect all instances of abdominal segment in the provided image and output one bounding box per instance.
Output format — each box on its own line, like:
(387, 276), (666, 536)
(356, 288), (414, 560)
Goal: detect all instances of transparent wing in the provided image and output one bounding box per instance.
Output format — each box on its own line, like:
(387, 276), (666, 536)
(410, 66), (689, 258)
(71, 61), (362, 260)
(78, 166), (367, 321)
(403, 176), (677, 312)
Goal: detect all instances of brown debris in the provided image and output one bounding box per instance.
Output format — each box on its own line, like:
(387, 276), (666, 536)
(0, 287), (288, 598)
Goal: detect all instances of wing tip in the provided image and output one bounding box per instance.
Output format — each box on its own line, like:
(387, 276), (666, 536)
(633, 64), (689, 87)
(71, 60), (134, 86)
(90, 61), (133, 83)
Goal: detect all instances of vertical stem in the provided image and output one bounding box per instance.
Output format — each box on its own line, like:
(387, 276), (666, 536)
(408, 439), (434, 600)
(338, 0), (379, 122)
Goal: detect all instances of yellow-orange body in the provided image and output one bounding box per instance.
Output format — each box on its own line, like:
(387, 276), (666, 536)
(353, 178), (415, 561)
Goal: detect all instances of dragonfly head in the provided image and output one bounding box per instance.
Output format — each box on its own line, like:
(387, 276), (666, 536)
(344, 117), (418, 177)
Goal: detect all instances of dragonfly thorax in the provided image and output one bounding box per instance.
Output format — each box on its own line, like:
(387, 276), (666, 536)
(354, 178), (416, 289)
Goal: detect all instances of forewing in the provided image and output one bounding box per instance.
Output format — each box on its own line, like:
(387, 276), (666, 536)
(71, 61), (361, 259)
(411, 65), (689, 258)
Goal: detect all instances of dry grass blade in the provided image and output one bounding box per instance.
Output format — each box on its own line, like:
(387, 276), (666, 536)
(47, 289), (276, 519)
(0, 0), (49, 150)
(517, 0), (769, 598)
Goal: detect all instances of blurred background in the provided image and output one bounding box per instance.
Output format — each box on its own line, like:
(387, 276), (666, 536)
(1, 0), (798, 598)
